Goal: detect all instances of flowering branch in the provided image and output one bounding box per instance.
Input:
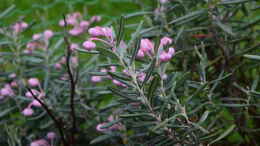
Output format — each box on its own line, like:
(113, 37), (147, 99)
(26, 87), (68, 146)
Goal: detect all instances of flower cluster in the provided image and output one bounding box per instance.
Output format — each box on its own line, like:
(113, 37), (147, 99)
(25, 30), (54, 54)
(59, 12), (101, 36)
(12, 21), (28, 34)
(30, 132), (56, 146)
(22, 78), (45, 116)
(137, 37), (175, 63)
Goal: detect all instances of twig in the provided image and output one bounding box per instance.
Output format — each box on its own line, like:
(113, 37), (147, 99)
(63, 14), (77, 144)
(26, 87), (68, 146)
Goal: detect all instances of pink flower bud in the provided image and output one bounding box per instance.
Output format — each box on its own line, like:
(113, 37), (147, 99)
(59, 20), (65, 26)
(83, 41), (96, 51)
(33, 34), (41, 40)
(80, 21), (90, 29)
(28, 78), (40, 87)
(30, 139), (49, 146)
(10, 81), (18, 87)
(91, 76), (102, 83)
(110, 66), (116, 72)
(9, 73), (16, 78)
(159, 47), (175, 62)
(31, 100), (42, 107)
(25, 89), (39, 98)
(112, 79), (126, 87)
(22, 108), (34, 116)
(137, 50), (145, 58)
(54, 63), (62, 70)
(0, 85), (14, 96)
(88, 26), (104, 36)
(137, 72), (146, 82)
(21, 22), (28, 29)
(96, 123), (108, 132)
(100, 68), (107, 73)
(160, 37), (172, 46)
(90, 16), (101, 23)
(70, 43), (79, 51)
(69, 27), (83, 36)
(140, 39), (154, 53)
(43, 30), (53, 40)
(47, 132), (56, 139)
(160, 0), (169, 4)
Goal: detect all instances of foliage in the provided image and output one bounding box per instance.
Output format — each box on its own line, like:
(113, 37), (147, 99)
(0, 0), (260, 146)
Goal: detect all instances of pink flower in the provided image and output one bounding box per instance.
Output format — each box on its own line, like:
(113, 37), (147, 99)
(80, 21), (90, 29)
(137, 72), (146, 82)
(30, 139), (49, 146)
(160, 37), (172, 46)
(33, 34), (41, 40)
(9, 73), (16, 78)
(88, 26), (104, 37)
(10, 81), (18, 87)
(112, 79), (126, 87)
(109, 66), (116, 72)
(22, 108), (34, 116)
(28, 78), (40, 87)
(25, 89), (39, 98)
(90, 16), (101, 23)
(140, 39), (154, 54)
(83, 41), (96, 50)
(91, 76), (102, 83)
(159, 47), (175, 62)
(0, 84), (14, 96)
(70, 43), (79, 51)
(96, 123), (108, 132)
(54, 63), (62, 70)
(100, 68), (107, 73)
(47, 132), (56, 139)
(137, 50), (145, 58)
(160, 0), (169, 4)
(43, 30), (54, 40)
(69, 27), (83, 36)
(59, 20), (65, 26)
(31, 100), (42, 107)
(12, 21), (28, 33)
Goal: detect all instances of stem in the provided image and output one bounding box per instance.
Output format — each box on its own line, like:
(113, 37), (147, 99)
(63, 15), (77, 145)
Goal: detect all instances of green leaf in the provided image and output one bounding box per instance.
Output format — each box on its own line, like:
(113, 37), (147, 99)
(209, 125), (236, 144)
(219, 0), (250, 5)
(107, 72), (131, 81)
(116, 15), (126, 47)
(96, 47), (118, 59)
(0, 107), (16, 118)
(215, 20), (235, 36)
(130, 37), (141, 65)
(169, 10), (205, 25)
(142, 58), (156, 87)
(244, 55), (260, 61)
(90, 134), (115, 144)
(147, 74), (160, 102)
(0, 5), (15, 19)
(120, 113), (153, 118)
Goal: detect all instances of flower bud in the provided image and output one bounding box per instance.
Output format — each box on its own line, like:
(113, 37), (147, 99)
(91, 76), (102, 83)
(22, 108), (34, 116)
(83, 41), (96, 51)
(43, 30), (53, 40)
(47, 132), (56, 139)
(28, 78), (40, 87)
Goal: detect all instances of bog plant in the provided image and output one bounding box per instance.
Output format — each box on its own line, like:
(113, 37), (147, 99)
(0, 0), (260, 146)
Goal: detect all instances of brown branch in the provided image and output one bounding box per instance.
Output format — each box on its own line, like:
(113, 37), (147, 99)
(63, 14), (77, 144)
(26, 87), (69, 146)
